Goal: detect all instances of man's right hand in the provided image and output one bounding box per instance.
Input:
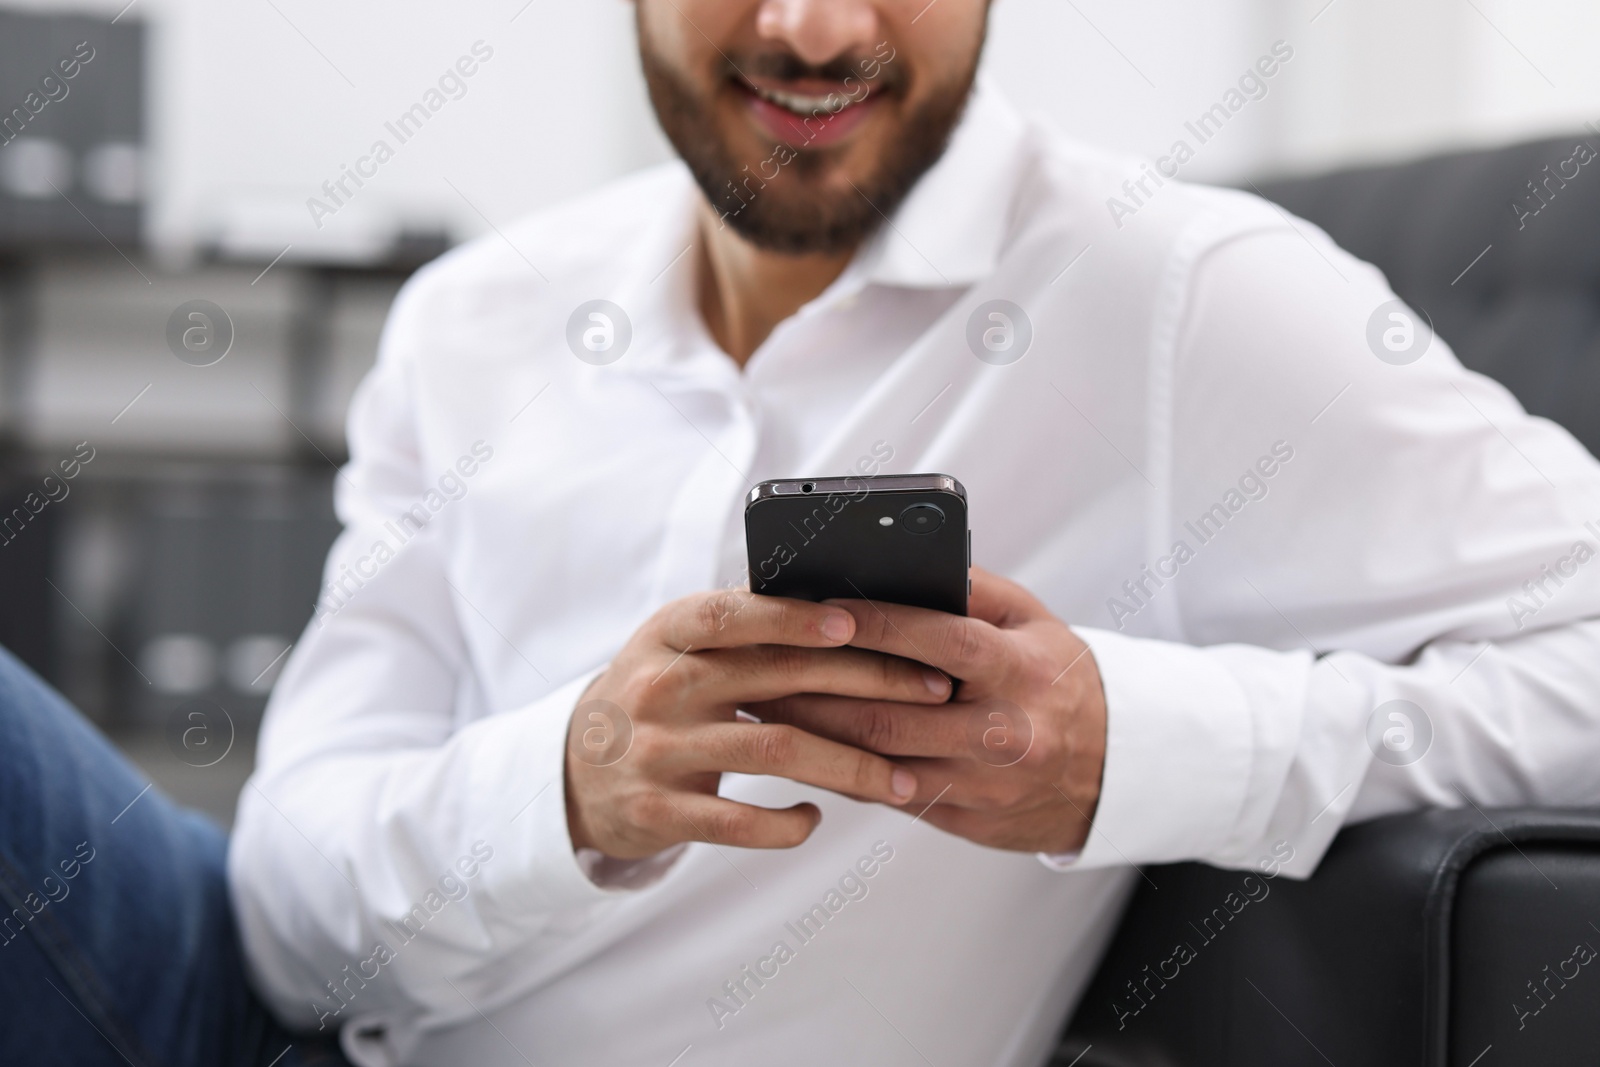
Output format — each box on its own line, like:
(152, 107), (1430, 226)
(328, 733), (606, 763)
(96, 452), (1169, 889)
(564, 589), (952, 859)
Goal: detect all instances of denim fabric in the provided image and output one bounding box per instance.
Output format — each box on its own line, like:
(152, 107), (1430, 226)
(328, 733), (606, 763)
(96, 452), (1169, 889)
(0, 644), (350, 1067)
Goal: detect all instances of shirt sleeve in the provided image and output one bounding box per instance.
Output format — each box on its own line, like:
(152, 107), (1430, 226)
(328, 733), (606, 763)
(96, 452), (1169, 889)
(226, 265), (631, 1040)
(1059, 224), (1600, 877)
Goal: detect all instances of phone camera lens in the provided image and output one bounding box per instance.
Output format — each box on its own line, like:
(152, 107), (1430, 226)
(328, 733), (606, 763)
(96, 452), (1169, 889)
(899, 503), (944, 535)
(801, 482), (815, 494)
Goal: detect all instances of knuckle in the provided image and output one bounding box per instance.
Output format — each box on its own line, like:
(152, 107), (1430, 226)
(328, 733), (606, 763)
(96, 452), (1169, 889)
(671, 651), (711, 692)
(705, 805), (756, 844)
(878, 654), (901, 693)
(857, 705), (900, 753)
(649, 652), (706, 704)
(694, 591), (742, 637)
(626, 725), (668, 767)
(999, 777), (1031, 808)
(619, 789), (665, 829)
(959, 775), (1002, 812)
(748, 724), (799, 768)
(613, 662), (649, 697)
(760, 643), (809, 683)
(870, 611), (896, 649)
(946, 622), (984, 668)
(618, 672), (669, 717)
(1001, 641), (1033, 684)
(771, 597), (801, 640)
(968, 788), (1005, 814)
(976, 775), (1027, 812)
(1025, 721), (1063, 770)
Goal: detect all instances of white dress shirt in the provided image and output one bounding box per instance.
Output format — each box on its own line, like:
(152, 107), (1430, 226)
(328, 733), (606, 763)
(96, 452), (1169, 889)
(229, 82), (1600, 1067)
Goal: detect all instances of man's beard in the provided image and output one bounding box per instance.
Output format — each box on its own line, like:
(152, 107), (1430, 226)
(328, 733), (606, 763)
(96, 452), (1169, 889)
(637, 28), (982, 256)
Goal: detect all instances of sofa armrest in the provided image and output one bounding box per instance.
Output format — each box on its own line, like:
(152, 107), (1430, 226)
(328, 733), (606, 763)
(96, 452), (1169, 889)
(1054, 808), (1600, 1067)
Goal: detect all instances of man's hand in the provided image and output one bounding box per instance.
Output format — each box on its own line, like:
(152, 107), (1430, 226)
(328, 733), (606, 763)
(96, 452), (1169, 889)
(749, 568), (1107, 854)
(566, 590), (952, 859)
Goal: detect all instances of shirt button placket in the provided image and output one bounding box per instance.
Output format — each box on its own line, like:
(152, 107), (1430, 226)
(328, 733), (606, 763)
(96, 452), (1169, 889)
(648, 385), (759, 607)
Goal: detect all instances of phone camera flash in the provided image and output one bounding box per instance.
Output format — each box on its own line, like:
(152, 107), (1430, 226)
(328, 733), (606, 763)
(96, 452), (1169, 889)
(878, 516), (894, 526)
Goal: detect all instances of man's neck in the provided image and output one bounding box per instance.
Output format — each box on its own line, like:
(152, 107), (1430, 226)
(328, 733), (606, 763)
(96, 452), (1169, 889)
(696, 201), (857, 367)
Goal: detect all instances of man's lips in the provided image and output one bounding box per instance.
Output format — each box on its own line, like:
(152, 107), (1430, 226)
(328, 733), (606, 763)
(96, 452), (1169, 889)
(736, 78), (881, 149)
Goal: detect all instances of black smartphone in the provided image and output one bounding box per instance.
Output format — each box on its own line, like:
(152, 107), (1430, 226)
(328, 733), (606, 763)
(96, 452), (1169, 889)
(744, 473), (969, 616)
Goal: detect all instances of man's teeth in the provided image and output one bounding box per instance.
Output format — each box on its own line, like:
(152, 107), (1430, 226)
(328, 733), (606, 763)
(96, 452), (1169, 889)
(751, 84), (859, 116)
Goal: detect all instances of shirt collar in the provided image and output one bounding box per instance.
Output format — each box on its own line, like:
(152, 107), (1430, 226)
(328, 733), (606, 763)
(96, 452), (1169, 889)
(847, 76), (1030, 291)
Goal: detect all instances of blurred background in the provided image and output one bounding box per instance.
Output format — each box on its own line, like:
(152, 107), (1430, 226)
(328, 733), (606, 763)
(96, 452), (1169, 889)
(1, 0), (1596, 826)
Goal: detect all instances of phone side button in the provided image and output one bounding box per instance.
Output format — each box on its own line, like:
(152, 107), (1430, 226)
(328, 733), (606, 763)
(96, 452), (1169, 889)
(967, 529), (972, 567)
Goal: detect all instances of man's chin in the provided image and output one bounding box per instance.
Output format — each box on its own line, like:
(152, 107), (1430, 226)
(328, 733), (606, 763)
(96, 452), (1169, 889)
(712, 134), (948, 254)
(713, 191), (884, 257)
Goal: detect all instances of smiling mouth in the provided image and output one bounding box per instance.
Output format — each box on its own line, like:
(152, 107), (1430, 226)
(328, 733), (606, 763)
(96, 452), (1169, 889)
(743, 79), (867, 117)
(734, 76), (881, 149)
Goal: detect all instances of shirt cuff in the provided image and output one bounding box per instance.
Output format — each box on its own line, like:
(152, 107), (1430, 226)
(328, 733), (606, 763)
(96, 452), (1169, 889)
(475, 666), (643, 914)
(1036, 850), (1080, 871)
(577, 843), (689, 889)
(1043, 627), (1255, 870)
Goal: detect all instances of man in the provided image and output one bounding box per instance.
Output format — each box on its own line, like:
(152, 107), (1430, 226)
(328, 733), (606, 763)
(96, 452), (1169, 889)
(6, 1), (1600, 1065)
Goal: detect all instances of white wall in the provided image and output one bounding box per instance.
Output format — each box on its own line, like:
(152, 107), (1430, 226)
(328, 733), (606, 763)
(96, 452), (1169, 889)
(988, 0), (1600, 180)
(1259, 0), (1600, 176)
(985, 0), (1276, 181)
(8, 0), (1600, 256)
(144, 0), (670, 262)
(4, 0), (670, 261)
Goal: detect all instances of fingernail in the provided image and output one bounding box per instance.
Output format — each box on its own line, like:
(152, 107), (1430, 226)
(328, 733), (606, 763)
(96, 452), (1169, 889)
(923, 669), (949, 696)
(891, 769), (917, 800)
(821, 613), (852, 642)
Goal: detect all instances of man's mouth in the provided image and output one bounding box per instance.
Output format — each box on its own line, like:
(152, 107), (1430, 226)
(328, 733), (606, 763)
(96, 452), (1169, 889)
(749, 82), (857, 115)
(735, 77), (881, 149)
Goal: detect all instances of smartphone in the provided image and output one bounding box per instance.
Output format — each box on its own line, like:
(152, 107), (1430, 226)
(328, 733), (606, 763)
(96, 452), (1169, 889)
(744, 473), (969, 616)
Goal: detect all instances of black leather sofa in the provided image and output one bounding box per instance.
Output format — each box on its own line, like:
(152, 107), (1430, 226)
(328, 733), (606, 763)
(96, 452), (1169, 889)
(1056, 134), (1600, 1066)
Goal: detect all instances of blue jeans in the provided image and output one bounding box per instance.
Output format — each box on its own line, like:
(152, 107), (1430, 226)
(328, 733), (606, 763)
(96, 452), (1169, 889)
(0, 645), (350, 1066)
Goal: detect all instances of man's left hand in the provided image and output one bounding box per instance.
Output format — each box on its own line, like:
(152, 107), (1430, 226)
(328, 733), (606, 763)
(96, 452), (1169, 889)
(749, 567), (1107, 854)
